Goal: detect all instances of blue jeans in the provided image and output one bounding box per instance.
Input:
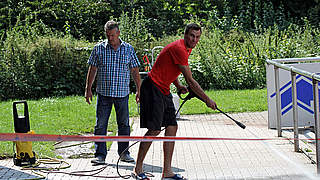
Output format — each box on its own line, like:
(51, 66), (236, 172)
(94, 94), (130, 159)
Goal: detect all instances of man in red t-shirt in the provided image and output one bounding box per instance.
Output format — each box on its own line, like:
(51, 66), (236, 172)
(133, 23), (217, 180)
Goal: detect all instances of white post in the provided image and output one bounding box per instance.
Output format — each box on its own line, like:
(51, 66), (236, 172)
(291, 71), (299, 152)
(274, 66), (282, 137)
(312, 79), (320, 174)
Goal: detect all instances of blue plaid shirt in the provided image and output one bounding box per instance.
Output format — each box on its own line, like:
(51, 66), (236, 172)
(88, 39), (140, 97)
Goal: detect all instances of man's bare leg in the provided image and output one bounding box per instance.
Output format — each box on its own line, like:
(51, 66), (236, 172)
(134, 129), (161, 174)
(162, 125), (178, 177)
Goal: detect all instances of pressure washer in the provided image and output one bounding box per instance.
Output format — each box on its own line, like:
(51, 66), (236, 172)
(13, 101), (36, 166)
(177, 86), (246, 129)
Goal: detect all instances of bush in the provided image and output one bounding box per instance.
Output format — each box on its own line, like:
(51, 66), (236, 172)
(0, 27), (92, 101)
(187, 22), (320, 90)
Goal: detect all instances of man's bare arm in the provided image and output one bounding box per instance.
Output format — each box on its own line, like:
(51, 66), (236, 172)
(130, 67), (141, 103)
(173, 78), (188, 94)
(178, 64), (217, 110)
(85, 65), (97, 104)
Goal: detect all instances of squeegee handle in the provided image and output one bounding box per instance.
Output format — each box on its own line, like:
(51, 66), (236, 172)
(216, 107), (246, 129)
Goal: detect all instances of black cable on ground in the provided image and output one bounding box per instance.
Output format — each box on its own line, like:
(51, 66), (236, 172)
(23, 157), (122, 179)
(116, 98), (189, 179)
(117, 141), (145, 179)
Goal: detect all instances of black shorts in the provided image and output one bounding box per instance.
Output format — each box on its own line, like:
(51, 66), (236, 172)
(140, 76), (177, 130)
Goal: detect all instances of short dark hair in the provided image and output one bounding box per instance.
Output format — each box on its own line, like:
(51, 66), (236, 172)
(104, 20), (119, 31)
(184, 23), (202, 35)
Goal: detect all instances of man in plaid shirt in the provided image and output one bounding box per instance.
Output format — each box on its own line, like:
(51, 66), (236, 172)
(85, 20), (141, 165)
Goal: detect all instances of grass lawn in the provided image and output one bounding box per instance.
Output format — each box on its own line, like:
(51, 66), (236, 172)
(180, 88), (267, 114)
(0, 88), (267, 158)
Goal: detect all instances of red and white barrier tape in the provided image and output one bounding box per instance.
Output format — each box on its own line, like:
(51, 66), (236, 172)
(0, 133), (314, 142)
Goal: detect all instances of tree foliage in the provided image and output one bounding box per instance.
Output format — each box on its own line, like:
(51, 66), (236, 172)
(1, 0), (320, 100)
(1, 0), (320, 41)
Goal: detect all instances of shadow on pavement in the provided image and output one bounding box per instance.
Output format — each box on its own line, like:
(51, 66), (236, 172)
(0, 165), (43, 179)
(107, 162), (185, 173)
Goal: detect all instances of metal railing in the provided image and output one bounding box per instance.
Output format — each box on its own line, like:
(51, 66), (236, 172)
(266, 57), (320, 173)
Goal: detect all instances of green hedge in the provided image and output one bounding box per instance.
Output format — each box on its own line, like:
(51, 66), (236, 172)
(0, 36), (91, 101)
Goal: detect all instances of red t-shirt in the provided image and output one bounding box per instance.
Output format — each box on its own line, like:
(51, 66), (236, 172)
(149, 39), (191, 95)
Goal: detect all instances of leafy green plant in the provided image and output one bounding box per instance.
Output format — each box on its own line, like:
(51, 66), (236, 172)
(117, 9), (153, 60)
(0, 17), (93, 101)
(186, 20), (320, 90)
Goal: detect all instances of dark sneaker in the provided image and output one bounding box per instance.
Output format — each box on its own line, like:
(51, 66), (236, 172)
(120, 154), (135, 162)
(91, 156), (105, 165)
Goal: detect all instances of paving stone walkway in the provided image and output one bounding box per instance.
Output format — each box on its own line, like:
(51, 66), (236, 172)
(0, 111), (319, 179)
